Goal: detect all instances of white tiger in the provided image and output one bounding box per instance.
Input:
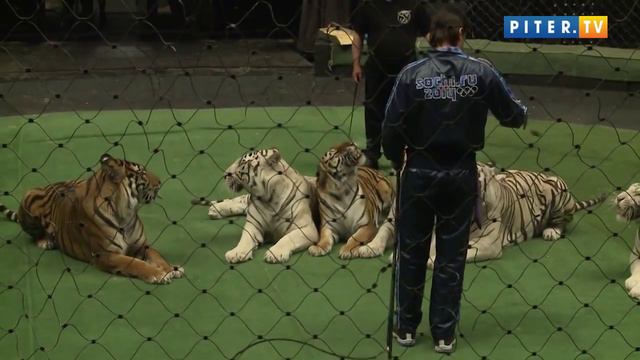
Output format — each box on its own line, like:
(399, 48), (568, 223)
(193, 148), (319, 264)
(196, 143), (397, 260)
(615, 183), (640, 299)
(428, 163), (607, 264)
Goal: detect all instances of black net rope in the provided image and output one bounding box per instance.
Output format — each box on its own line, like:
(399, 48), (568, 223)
(0, 1), (639, 360)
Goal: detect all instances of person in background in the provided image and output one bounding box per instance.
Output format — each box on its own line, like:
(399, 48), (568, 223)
(351, 0), (429, 169)
(382, 4), (527, 353)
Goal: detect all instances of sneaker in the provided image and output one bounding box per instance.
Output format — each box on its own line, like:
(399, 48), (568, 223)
(434, 338), (456, 354)
(363, 156), (379, 170)
(393, 328), (416, 347)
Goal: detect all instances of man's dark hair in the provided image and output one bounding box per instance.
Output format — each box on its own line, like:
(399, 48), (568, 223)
(428, 4), (470, 48)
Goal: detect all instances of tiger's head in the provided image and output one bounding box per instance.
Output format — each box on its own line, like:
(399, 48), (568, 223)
(224, 148), (284, 195)
(100, 154), (161, 204)
(616, 183), (640, 222)
(318, 142), (364, 185)
(476, 162), (499, 198)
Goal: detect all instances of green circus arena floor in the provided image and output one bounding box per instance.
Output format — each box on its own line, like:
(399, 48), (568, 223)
(0, 107), (639, 360)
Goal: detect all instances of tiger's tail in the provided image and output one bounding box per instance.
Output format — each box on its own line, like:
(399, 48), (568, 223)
(574, 192), (609, 212)
(0, 203), (18, 222)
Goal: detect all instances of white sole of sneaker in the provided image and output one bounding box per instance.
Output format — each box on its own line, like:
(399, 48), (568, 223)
(434, 339), (456, 353)
(393, 333), (416, 347)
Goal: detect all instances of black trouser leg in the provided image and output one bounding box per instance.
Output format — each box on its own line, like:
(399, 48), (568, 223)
(363, 61), (398, 161)
(395, 168), (436, 331)
(429, 167), (476, 341)
(395, 166), (476, 339)
(147, 0), (159, 16)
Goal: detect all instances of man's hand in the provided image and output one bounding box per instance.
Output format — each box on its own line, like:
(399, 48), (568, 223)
(352, 63), (363, 83)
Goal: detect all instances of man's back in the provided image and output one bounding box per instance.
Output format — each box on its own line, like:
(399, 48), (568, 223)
(388, 6), (527, 354)
(383, 47), (527, 167)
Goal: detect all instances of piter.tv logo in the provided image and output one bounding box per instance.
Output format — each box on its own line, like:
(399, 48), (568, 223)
(504, 16), (608, 39)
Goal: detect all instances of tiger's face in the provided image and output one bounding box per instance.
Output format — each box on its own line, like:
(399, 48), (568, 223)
(100, 154), (160, 204)
(616, 183), (640, 222)
(224, 148), (282, 194)
(100, 154), (161, 204)
(319, 143), (364, 183)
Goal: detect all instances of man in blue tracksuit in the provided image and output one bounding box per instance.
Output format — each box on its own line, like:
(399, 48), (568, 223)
(382, 4), (527, 353)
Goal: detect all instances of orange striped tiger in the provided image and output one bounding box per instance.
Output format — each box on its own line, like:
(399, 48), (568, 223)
(308, 142), (395, 259)
(0, 154), (183, 284)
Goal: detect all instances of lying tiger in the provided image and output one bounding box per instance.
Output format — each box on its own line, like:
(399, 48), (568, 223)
(615, 183), (640, 299)
(194, 148), (319, 264)
(203, 155), (607, 265)
(194, 144), (395, 260)
(309, 142), (395, 259)
(0, 154), (183, 284)
(434, 163), (608, 264)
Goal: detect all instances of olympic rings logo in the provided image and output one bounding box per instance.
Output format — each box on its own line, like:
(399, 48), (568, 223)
(456, 85), (479, 97)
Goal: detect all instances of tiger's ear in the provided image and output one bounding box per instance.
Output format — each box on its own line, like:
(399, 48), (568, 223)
(344, 143), (362, 165)
(486, 161), (497, 168)
(100, 154), (113, 164)
(478, 161), (498, 173)
(100, 154), (125, 183)
(266, 148), (282, 166)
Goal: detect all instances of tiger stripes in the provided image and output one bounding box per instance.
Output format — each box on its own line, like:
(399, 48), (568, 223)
(0, 154), (183, 284)
(310, 142), (395, 259)
(481, 165), (608, 243)
(216, 148), (319, 264)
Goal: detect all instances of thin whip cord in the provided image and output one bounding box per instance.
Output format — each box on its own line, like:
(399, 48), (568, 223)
(386, 155), (407, 359)
(386, 149), (409, 359)
(348, 81), (359, 138)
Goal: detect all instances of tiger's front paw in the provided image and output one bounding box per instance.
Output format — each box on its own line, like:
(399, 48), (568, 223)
(338, 245), (358, 260)
(625, 275), (640, 292)
(208, 210), (223, 220)
(308, 245), (331, 257)
(225, 247), (253, 263)
(208, 202), (226, 219)
(629, 284), (640, 299)
(542, 228), (562, 241)
(208, 198), (246, 219)
(36, 238), (56, 250)
(167, 266), (185, 279)
(264, 245), (291, 263)
(355, 245), (383, 258)
(145, 271), (173, 285)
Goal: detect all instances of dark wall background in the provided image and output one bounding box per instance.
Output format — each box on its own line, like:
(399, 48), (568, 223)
(0, 0), (638, 48)
(0, 0), (303, 40)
